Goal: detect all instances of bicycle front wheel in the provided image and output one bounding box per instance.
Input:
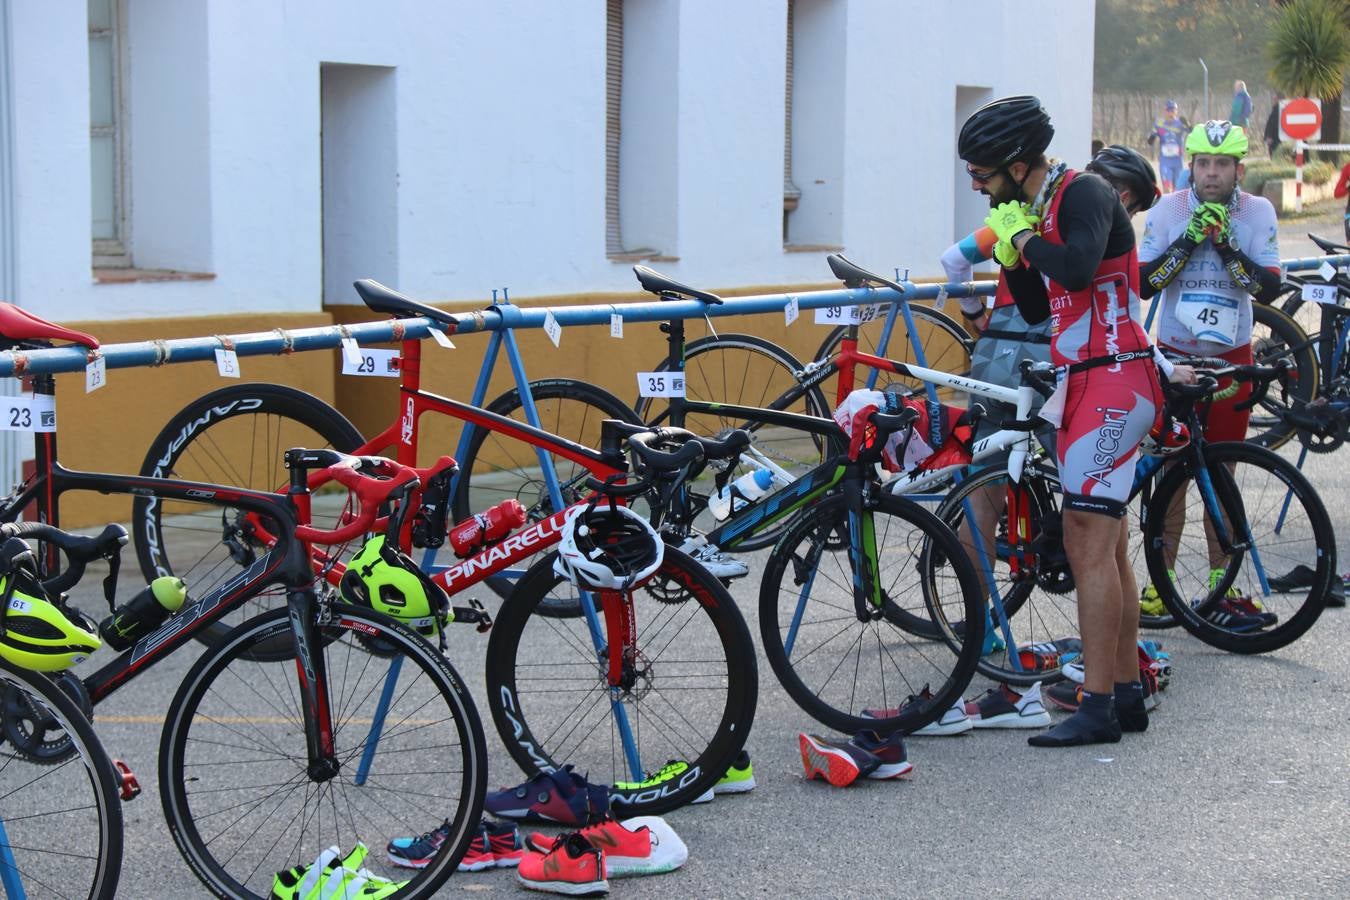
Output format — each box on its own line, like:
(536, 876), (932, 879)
(485, 547), (758, 816)
(160, 605), (487, 899)
(759, 491), (983, 734)
(133, 384), (365, 646)
(1143, 441), (1335, 653)
(635, 333), (831, 551)
(0, 661), (122, 900)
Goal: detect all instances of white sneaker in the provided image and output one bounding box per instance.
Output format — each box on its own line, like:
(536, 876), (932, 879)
(1061, 660), (1085, 684)
(913, 699), (974, 736)
(680, 539), (749, 580)
(966, 681), (1052, 729)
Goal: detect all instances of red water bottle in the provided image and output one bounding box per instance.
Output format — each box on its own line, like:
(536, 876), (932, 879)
(449, 500), (527, 557)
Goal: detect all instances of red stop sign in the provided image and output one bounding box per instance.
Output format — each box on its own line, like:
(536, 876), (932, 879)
(1280, 97), (1322, 141)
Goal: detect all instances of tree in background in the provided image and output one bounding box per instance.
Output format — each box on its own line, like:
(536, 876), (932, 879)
(1267, 0), (1349, 159)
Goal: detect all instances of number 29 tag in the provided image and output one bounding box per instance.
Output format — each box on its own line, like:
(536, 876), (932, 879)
(342, 347), (401, 377)
(636, 371), (685, 398)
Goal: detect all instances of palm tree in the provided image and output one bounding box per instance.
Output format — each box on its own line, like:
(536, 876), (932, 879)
(1268, 0), (1349, 159)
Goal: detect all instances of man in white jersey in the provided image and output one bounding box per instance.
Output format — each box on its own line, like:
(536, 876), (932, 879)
(1137, 120), (1283, 622)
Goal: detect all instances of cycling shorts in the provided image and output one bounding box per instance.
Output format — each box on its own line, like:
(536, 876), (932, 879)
(1056, 361), (1162, 517)
(1160, 343), (1252, 443)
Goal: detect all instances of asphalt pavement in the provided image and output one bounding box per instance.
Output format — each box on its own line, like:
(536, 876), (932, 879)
(33, 200), (1350, 898)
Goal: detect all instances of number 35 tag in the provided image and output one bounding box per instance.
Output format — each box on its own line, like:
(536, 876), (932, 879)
(636, 372), (685, 398)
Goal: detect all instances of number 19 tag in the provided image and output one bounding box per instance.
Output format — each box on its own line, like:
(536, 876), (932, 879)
(1302, 282), (1340, 305)
(636, 372), (685, 398)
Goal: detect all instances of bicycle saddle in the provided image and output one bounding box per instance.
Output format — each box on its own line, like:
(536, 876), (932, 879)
(632, 266), (723, 304)
(0, 303), (98, 349)
(1309, 234), (1350, 256)
(352, 279), (458, 327)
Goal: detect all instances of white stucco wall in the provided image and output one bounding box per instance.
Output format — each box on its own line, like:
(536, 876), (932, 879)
(4, 0), (1096, 323)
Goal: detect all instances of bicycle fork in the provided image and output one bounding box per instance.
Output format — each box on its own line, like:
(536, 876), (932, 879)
(287, 592), (339, 783)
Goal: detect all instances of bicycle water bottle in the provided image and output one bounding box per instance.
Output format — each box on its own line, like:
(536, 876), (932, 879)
(98, 576), (188, 651)
(449, 499), (527, 557)
(707, 469), (775, 520)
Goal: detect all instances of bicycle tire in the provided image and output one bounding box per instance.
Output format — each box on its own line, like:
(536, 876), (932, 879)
(635, 333), (831, 551)
(159, 604), (486, 900)
(133, 384), (365, 648)
(0, 659), (123, 900)
(1244, 302), (1320, 450)
(812, 304), (974, 407)
(485, 547), (757, 816)
(1142, 440), (1335, 654)
(759, 491), (983, 735)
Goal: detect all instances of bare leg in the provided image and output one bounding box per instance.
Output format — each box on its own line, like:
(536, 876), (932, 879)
(1113, 518), (1141, 683)
(1063, 509), (1128, 695)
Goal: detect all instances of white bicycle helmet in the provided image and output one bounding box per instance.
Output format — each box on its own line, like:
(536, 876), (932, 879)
(553, 504), (664, 591)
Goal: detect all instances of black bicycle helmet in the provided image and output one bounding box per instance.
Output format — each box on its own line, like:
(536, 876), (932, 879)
(1086, 144), (1161, 212)
(958, 96), (1054, 168)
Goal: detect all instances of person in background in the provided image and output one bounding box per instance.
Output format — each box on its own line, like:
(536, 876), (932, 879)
(1147, 100), (1190, 192)
(1336, 159), (1350, 243)
(1230, 80), (1253, 129)
(1263, 92), (1282, 158)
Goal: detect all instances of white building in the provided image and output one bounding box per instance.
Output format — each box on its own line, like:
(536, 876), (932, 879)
(0, 0), (1096, 326)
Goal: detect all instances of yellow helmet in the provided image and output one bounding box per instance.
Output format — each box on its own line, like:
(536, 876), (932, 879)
(0, 544), (101, 672)
(339, 536), (450, 637)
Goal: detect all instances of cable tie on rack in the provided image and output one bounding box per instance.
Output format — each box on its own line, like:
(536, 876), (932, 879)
(86, 348), (102, 365)
(272, 328), (295, 354)
(10, 353), (28, 377)
(214, 335), (235, 351)
(391, 321), (406, 341)
(150, 339), (170, 366)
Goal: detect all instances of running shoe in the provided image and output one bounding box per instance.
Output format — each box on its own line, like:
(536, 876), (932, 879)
(798, 733), (881, 786)
(1208, 567), (1268, 610)
(517, 832), (608, 896)
(1268, 564), (1345, 607)
(524, 816), (688, 878)
(1203, 595), (1278, 631)
(965, 682), (1051, 728)
(486, 764), (611, 826)
(1139, 570), (1174, 617)
(271, 843), (404, 899)
(388, 817), (525, 871)
(1061, 660), (1085, 684)
(692, 749), (757, 802)
(1044, 680), (1082, 712)
(848, 730), (914, 780)
(863, 685), (973, 736)
(1016, 637), (1083, 674)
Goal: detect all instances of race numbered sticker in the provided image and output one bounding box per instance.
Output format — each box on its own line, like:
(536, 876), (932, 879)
(784, 296), (799, 325)
(636, 371), (685, 398)
(0, 395), (56, 432)
(1177, 292), (1240, 346)
(543, 311), (562, 347)
(814, 303), (879, 326)
(610, 313), (623, 338)
(215, 348), (241, 378)
(1318, 261), (1338, 281)
(340, 337), (363, 366)
(341, 347), (401, 377)
(428, 327), (455, 349)
(1302, 282), (1340, 305)
(86, 356), (107, 393)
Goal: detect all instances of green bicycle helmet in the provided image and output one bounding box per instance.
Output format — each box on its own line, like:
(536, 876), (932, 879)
(339, 536), (451, 636)
(1185, 121), (1248, 159)
(0, 540), (101, 672)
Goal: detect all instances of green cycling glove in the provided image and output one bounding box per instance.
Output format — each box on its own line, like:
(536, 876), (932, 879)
(985, 202), (1039, 245)
(1184, 204), (1221, 243)
(992, 239), (1021, 269)
(1200, 201), (1232, 244)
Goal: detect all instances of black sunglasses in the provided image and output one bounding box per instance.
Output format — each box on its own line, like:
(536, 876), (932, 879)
(966, 164), (1000, 184)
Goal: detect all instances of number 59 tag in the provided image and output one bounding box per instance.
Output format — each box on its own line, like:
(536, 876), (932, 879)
(636, 372), (685, 398)
(1302, 282), (1340, 305)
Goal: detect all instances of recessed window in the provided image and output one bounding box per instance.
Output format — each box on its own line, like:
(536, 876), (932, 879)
(89, 0), (127, 266)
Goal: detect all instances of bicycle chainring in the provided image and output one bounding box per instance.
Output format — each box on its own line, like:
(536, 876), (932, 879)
(1, 673), (92, 765)
(643, 572), (691, 604)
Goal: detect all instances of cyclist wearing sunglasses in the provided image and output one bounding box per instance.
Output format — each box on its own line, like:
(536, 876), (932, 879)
(958, 95), (1162, 748)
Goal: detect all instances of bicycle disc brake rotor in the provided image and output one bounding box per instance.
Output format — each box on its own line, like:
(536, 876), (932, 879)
(1, 673), (92, 764)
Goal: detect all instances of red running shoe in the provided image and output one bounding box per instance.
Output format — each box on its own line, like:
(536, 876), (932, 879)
(798, 733), (881, 787)
(525, 816), (687, 878)
(517, 832), (608, 896)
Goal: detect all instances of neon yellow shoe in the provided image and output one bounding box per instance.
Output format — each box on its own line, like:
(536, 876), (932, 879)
(1140, 570), (1175, 617)
(270, 843), (406, 899)
(613, 759), (691, 791)
(1209, 567), (1263, 609)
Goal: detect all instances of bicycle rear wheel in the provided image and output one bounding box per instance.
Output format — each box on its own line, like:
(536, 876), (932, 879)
(160, 605), (486, 899)
(759, 491), (983, 734)
(485, 547), (757, 816)
(1143, 441), (1335, 653)
(635, 333), (831, 550)
(133, 384), (365, 646)
(1245, 302), (1319, 450)
(0, 659), (122, 900)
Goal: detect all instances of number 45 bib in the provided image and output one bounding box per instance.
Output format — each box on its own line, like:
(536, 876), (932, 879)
(1177, 292), (1239, 346)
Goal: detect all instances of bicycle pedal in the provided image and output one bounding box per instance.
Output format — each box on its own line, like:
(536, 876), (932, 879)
(452, 598), (493, 633)
(113, 759), (141, 801)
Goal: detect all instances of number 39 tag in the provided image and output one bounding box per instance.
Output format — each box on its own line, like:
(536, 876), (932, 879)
(636, 371), (685, 398)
